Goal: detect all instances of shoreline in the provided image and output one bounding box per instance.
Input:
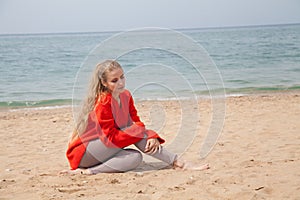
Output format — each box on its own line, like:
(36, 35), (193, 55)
(2, 89), (300, 112)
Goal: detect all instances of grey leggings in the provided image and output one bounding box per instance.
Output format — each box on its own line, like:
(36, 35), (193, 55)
(79, 138), (177, 174)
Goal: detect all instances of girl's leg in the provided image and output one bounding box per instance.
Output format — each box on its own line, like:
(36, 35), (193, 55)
(134, 138), (210, 171)
(86, 149), (142, 174)
(79, 139), (143, 174)
(134, 138), (177, 165)
(79, 139), (120, 168)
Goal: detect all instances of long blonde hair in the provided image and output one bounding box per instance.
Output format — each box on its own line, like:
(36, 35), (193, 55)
(70, 60), (122, 141)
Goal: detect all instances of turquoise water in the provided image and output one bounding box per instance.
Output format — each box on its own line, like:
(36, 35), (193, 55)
(0, 24), (299, 109)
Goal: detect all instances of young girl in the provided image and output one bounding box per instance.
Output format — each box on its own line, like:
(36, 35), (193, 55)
(65, 60), (209, 174)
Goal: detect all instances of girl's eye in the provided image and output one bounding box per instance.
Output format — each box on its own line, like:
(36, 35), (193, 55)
(111, 79), (118, 83)
(121, 75), (125, 79)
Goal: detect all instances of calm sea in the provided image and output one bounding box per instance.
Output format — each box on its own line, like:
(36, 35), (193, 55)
(0, 24), (299, 109)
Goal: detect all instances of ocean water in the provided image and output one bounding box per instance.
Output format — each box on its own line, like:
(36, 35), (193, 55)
(0, 24), (299, 109)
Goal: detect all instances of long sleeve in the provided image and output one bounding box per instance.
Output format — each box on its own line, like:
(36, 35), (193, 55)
(94, 94), (146, 148)
(128, 95), (145, 126)
(128, 94), (165, 144)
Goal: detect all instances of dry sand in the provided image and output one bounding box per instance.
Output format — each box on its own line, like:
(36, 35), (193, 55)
(1, 92), (300, 199)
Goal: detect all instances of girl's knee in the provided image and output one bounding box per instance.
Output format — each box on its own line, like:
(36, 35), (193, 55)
(130, 150), (143, 168)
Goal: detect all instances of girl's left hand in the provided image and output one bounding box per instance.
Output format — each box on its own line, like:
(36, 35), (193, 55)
(145, 138), (161, 155)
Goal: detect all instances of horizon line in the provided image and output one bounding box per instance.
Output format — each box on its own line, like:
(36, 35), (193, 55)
(0, 22), (299, 36)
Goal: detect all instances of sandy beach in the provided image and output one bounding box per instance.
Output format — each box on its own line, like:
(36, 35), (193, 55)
(1, 92), (299, 199)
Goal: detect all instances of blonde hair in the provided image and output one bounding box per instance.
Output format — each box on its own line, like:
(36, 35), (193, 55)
(70, 60), (122, 141)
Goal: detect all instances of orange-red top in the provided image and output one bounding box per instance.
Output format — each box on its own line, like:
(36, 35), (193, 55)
(66, 90), (164, 170)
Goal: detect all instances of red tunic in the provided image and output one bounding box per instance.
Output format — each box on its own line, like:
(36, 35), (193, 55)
(66, 90), (165, 170)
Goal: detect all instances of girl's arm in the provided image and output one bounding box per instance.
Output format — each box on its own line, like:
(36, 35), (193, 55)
(94, 99), (145, 148)
(128, 95), (165, 144)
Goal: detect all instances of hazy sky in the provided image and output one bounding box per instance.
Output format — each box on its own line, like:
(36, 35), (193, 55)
(0, 0), (300, 34)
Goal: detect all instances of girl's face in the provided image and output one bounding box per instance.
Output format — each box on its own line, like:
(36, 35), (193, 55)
(103, 68), (125, 96)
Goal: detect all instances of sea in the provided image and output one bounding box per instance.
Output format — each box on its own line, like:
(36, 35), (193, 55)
(0, 24), (300, 109)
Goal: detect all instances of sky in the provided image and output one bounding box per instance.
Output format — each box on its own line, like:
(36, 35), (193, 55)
(0, 0), (300, 34)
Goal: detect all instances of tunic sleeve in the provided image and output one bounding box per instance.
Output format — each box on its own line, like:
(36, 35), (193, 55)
(128, 93), (165, 144)
(128, 94), (145, 126)
(94, 95), (146, 148)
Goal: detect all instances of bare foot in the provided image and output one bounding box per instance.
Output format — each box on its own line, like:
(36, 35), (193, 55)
(59, 168), (92, 175)
(173, 159), (210, 171)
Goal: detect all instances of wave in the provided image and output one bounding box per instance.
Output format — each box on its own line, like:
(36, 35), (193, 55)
(223, 85), (300, 94)
(0, 99), (73, 110)
(1, 85), (300, 110)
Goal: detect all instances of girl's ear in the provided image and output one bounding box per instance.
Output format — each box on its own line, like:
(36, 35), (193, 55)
(101, 79), (107, 88)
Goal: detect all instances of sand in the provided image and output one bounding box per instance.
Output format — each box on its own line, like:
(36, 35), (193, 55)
(1, 92), (300, 199)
